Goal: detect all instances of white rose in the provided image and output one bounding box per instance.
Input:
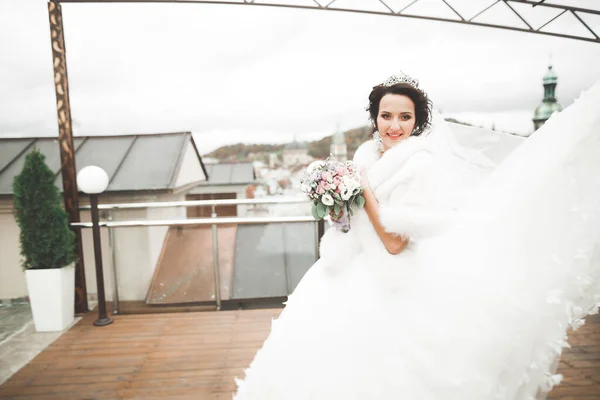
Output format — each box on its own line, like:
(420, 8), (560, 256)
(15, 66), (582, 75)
(321, 194), (334, 206)
(341, 187), (352, 201)
(343, 176), (358, 192)
(307, 160), (325, 174)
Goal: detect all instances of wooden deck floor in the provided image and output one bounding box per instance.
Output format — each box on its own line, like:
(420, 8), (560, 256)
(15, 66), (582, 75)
(0, 310), (598, 399)
(548, 313), (600, 399)
(0, 309), (280, 400)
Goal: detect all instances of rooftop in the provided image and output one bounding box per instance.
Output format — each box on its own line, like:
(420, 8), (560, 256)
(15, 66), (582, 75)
(0, 133), (207, 196)
(197, 162), (255, 186)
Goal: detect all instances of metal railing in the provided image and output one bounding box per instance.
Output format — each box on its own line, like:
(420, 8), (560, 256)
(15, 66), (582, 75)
(78, 197), (311, 211)
(55, 0), (600, 44)
(73, 198), (322, 314)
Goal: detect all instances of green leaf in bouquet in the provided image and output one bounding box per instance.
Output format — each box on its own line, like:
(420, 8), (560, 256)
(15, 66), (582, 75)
(316, 201), (327, 219)
(348, 196), (356, 210)
(333, 203), (341, 217)
(311, 203), (320, 220)
(356, 195), (365, 209)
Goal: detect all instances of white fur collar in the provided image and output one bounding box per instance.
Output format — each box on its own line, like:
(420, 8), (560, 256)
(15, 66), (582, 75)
(353, 135), (433, 190)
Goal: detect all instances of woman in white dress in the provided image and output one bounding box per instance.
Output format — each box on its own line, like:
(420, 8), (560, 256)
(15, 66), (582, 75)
(233, 73), (600, 400)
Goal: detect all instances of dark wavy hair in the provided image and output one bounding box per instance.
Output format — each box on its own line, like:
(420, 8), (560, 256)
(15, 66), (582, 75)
(366, 83), (432, 137)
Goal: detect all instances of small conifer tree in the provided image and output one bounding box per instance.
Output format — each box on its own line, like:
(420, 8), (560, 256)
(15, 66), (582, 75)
(12, 149), (76, 270)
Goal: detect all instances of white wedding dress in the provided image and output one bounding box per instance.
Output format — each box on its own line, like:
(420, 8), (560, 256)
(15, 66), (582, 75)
(233, 79), (600, 400)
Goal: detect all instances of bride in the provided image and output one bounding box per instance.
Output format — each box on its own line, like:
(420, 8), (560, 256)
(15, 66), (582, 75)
(233, 73), (600, 400)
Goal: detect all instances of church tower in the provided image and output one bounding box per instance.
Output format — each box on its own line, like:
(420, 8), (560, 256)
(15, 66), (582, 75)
(533, 65), (563, 131)
(330, 127), (347, 161)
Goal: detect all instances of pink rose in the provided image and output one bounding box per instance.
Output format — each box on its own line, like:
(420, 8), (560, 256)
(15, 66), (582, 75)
(316, 185), (325, 195)
(336, 166), (347, 176)
(333, 176), (343, 187)
(322, 171), (332, 182)
(321, 181), (331, 191)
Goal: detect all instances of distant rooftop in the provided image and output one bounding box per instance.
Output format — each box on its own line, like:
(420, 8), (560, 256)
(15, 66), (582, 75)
(197, 162), (255, 186)
(0, 132), (207, 196)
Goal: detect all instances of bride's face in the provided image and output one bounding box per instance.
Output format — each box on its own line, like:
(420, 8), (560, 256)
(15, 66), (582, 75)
(377, 94), (416, 152)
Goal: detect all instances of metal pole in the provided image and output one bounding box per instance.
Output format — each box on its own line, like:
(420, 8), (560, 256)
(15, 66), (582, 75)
(317, 219), (325, 259)
(211, 205), (222, 310)
(90, 194), (113, 326)
(48, 0), (88, 315)
(283, 224), (291, 295)
(72, 215), (317, 229)
(107, 211), (120, 315)
(313, 221), (320, 262)
(78, 197), (310, 211)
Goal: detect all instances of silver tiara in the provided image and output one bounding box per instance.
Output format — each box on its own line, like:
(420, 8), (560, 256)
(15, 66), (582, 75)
(381, 72), (419, 89)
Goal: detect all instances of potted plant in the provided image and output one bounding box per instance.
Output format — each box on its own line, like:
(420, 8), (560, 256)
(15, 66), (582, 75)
(13, 149), (77, 332)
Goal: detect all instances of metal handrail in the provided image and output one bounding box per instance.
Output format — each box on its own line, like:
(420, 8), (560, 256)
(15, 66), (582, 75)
(72, 198), (322, 315)
(79, 197), (310, 210)
(72, 215), (315, 228)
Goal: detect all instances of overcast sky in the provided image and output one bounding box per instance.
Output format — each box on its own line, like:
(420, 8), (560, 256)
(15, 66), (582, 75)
(1, 0), (600, 154)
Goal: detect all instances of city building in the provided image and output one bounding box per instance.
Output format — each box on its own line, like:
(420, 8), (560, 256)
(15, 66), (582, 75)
(282, 138), (312, 167)
(533, 65), (563, 131)
(330, 128), (347, 162)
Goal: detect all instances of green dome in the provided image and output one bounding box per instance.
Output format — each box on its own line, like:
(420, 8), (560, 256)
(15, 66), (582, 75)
(532, 64), (562, 131)
(543, 65), (557, 84)
(533, 101), (562, 122)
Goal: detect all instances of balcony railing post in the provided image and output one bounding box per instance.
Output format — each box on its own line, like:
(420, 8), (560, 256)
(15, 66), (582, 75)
(107, 211), (120, 315)
(211, 205), (222, 311)
(316, 219), (325, 259)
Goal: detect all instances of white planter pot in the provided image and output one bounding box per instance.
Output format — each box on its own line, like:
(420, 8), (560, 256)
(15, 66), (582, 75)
(25, 264), (75, 332)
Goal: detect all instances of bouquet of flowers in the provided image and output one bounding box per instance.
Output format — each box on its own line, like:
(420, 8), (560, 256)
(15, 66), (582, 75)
(301, 157), (365, 233)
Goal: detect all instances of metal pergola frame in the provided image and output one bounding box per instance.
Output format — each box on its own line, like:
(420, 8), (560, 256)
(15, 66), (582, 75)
(47, 0), (600, 313)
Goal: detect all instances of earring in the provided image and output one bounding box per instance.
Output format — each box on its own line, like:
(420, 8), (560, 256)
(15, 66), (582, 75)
(373, 131), (384, 152)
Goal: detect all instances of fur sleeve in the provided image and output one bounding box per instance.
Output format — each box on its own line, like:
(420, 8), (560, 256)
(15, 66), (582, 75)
(378, 152), (454, 241)
(353, 140), (380, 169)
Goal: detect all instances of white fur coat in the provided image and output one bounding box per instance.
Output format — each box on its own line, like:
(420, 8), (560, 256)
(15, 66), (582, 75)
(319, 135), (451, 267)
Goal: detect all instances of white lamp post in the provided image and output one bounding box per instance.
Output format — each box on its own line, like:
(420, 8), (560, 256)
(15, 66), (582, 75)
(77, 166), (112, 327)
